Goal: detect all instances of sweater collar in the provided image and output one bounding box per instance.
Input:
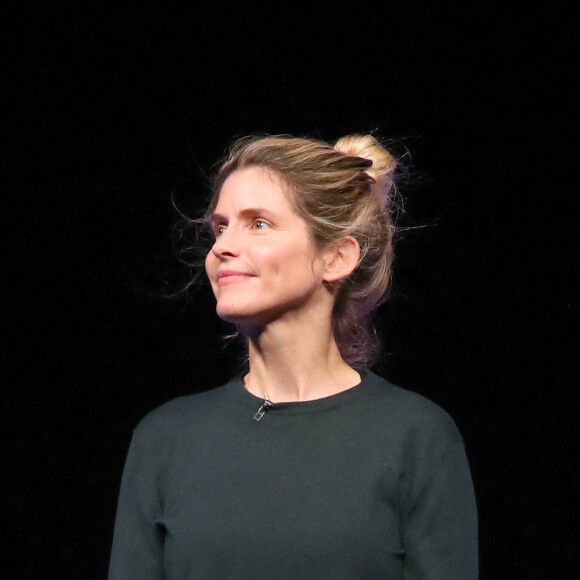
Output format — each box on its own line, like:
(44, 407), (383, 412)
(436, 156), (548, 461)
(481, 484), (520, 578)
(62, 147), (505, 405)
(225, 368), (378, 416)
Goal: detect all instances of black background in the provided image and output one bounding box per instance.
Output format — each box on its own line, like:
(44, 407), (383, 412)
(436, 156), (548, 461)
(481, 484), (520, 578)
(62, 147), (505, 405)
(7, 3), (578, 578)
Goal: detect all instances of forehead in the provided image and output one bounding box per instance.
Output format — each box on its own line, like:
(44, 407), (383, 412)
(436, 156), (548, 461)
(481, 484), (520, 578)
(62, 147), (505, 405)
(215, 167), (293, 209)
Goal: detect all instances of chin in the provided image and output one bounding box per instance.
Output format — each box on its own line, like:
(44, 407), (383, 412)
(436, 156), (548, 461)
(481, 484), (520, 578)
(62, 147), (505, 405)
(215, 304), (258, 324)
(216, 303), (278, 327)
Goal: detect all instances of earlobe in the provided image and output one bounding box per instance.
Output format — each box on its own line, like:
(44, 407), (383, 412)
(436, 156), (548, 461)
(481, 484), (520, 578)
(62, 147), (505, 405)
(323, 236), (360, 283)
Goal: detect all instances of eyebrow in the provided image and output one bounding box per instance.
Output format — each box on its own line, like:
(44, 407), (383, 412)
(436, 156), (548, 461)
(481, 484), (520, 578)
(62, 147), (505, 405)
(209, 207), (280, 225)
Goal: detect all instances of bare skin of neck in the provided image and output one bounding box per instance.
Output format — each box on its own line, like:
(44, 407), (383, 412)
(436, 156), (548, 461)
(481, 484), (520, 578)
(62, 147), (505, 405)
(241, 307), (361, 403)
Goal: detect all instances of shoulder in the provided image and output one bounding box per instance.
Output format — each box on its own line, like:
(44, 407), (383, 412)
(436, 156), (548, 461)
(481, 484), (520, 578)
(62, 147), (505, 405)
(131, 380), (234, 448)
(363, 370), (464, 450)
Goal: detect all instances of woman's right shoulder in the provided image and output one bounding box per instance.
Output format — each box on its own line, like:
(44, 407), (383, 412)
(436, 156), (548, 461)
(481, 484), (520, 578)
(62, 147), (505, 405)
(131, 380), (234, 444)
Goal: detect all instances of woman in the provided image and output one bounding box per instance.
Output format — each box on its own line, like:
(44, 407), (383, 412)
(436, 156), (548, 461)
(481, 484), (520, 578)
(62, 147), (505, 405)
(109, 134), (478, 579)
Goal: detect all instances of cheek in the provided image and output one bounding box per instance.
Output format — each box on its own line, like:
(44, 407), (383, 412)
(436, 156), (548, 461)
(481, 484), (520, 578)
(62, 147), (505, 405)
(253, 246), (278, 271)
(205, 251), (217, 281)
(260, 244), (316, 280)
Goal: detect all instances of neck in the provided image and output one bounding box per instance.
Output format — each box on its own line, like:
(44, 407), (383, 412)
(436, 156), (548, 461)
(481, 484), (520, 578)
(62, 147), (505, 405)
(241, 315), (361, 403)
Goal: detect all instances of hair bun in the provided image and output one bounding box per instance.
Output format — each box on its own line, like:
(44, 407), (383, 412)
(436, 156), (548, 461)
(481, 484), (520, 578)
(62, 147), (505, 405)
(334, 135), (396, 201)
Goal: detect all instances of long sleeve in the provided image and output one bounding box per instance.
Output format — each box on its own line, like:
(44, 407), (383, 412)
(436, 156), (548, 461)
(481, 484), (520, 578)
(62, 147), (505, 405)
(403, 442), (478, 579)
(108, 435), (166, 580)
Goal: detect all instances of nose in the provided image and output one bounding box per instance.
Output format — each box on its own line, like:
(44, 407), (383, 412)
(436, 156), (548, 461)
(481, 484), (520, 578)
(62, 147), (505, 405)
(210, 229), (240, 260)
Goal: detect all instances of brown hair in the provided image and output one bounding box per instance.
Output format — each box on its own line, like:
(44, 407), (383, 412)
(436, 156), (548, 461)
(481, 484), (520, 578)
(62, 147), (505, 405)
(205, 134), (398, 368)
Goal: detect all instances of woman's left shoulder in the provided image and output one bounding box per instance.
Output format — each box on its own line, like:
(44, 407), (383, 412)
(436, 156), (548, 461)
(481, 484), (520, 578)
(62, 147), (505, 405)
(364, 370), (464, 446)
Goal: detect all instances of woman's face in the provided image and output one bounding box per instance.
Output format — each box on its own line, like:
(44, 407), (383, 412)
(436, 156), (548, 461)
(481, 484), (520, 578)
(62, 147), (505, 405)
(205, 167), (329, 326)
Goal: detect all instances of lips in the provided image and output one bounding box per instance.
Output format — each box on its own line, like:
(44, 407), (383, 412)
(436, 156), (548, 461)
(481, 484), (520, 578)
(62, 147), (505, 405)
(217, 270), (254, 286)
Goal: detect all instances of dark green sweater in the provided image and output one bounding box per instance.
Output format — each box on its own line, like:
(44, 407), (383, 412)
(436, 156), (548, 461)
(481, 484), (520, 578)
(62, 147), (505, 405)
(109, 370), (477, 579)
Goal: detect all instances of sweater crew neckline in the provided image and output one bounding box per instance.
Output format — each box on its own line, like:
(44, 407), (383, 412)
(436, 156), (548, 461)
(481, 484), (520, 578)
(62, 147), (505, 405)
(225, 368), (377, 416)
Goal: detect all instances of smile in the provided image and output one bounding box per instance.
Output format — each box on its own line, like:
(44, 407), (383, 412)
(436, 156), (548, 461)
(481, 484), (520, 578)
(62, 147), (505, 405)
(217, 271), (254, 286)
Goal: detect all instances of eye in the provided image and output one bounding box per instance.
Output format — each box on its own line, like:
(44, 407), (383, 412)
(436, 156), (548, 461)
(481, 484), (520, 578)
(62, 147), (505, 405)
(215, 225), (226, 237)
(253, 219), (270, 231)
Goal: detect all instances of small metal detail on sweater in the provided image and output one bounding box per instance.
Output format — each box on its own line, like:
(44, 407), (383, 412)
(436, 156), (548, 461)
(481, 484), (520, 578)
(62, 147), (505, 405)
(253, 399), (273, 421)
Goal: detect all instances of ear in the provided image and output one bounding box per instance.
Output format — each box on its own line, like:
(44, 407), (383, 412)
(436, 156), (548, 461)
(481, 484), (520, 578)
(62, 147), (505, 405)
(322, 236), (360, 283)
